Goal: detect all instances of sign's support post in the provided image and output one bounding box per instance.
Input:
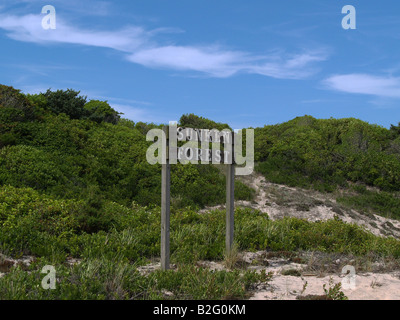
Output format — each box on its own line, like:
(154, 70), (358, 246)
(161, 126), (170, 271)
(226, 136), (235, 255)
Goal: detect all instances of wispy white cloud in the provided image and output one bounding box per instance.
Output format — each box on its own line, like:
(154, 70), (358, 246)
(8, 63), (73, 77)
(324, 74), (400, 98)
(127, 45), (249, 78)
(0, 13), (147, 51)
(248, 51), (327, 79)
(128, 46), (328, 79)
(0, 11), (328, 79)
(3, 0), (113, 17)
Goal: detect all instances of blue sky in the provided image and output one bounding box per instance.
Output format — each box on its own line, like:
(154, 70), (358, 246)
(0, 0), (400, 129)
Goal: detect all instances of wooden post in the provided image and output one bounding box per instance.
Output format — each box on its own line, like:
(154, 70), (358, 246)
(161, 127), (170, 271)
(226, 152), (235, 255)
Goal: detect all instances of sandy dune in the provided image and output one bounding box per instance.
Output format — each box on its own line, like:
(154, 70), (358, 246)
(200, 172), (400, 300)
(251, 272), (400, 300)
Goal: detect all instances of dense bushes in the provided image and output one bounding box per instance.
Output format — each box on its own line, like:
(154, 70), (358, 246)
(2, 187), (400, 263)
(84, 100), (121, 124)
(0, 257), (269, 300)
(27, 89), (120, 124)
(0, 85), (37, 148)
(255, 116), (400, 192)
(179, 113), (231, 131)
(0, 85), (35, 122)
(2, 84), (400, 217)
(0, 85), (253, 209)
(0, 145), (67, 191)
(254, 116), (400, 216)
(337, 188), (400, 220)
(43, 89), (88, 120)
(1, 84), (400, 259)
(4, 84), (400, 300)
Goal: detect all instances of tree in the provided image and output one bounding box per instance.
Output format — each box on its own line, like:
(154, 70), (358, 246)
(44, 89), (87, 119)
(0, 84), (35, 121)
(390, 122), (400, 137)
(84, 100), (121, 124)
(179, 114), (231, 131)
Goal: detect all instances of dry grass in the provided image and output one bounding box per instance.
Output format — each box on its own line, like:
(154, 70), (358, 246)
(223, 243), (240, 270)
(298, 251), (400, 275)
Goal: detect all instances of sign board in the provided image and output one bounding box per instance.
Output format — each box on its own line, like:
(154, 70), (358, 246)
(160, 126), (235, 271)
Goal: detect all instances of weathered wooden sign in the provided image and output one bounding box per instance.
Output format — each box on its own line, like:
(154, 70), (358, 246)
(160, 125), (235, 271)
(168, 127), (234, 164)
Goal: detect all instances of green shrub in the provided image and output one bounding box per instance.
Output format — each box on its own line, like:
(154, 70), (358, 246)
(84, 100), (121, 124)
(338, 190), (400, 220)
(0, 258), (270, 300)
(179, 114), (231, 131)
(0, 85), (35, 121)
(0, 145), (67, 191)
(44, 89), (87, 120)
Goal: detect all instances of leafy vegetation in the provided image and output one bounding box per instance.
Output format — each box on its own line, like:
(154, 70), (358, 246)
(337, 186), (400, 220)
(255, 116), (400, 190)
(255, 115), (400, 215)
(1, 187), (399, 264)
(2, 84), (400, 300)
(0, 85), (252, 209)
(0, 257), (271, 300)
(323, 278), (348, 300)
(179, 113), (231, 131)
